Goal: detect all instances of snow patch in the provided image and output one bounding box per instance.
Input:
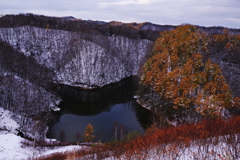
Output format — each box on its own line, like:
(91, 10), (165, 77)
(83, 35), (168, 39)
(0, 132), (84, 160)
(0, 108), (19, 133)
(0, 133), (31, 160)
(0, 107), (85, 160)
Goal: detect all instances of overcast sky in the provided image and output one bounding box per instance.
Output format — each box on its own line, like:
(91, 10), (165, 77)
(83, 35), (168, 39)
(1, 0), (240, 28)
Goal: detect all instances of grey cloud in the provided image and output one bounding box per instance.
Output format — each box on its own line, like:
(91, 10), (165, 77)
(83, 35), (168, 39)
(0, 0), (239, 28)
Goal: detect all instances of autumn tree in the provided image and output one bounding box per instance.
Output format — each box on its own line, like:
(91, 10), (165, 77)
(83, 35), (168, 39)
(212, 29), (240, 64)
(140, 25), (235, 118)
(84, 123), (95, 142)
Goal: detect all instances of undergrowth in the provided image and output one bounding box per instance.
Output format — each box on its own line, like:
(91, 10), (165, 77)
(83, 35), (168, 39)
(37, 116), (240, 160)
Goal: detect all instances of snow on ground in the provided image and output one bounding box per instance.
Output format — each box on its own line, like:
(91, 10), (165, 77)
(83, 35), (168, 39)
(0, 108), (19, 133)
(1, 107), (239, 160)
(0, 133), (32, 160)
(0, 132), (84, 160)
(0, 107), (84, 160)
(39, 145), (84, 158)
(0, 107), (31, 160)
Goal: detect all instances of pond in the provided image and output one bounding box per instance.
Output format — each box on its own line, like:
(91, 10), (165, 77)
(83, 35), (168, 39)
(47, 77), (153, 143)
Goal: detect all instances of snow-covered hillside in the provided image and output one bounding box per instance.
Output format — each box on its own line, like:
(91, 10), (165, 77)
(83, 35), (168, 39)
(0, 14), (240, 91)
(0, 14), (240, 160)
(0, 107), (84, 160)
(0, 73), (60, 115)
(0, 26), (152, 88)
(0, 108), (19, 133)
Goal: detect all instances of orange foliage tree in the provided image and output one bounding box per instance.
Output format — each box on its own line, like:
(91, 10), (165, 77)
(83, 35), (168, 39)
(84, 123), (95, 142)
(141, 25), (235, 118)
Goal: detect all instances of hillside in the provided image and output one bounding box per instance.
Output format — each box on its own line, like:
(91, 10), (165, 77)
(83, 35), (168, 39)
(0, 12), (239, 128)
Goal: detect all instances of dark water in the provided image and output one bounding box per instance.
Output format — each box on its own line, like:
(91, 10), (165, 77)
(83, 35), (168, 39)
(47, 77), (153, 143)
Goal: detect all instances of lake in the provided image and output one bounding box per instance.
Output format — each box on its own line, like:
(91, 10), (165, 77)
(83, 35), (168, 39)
(47, 77), (153, 143)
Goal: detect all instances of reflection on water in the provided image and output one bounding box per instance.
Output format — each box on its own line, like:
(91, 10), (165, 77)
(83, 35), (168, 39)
(47, 77), (153, 142)
(49, 102), (149, 142)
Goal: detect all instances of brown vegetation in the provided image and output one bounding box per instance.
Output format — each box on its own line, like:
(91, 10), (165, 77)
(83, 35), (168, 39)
(140, 25), (239, 118)
(37, 116), (240, 160)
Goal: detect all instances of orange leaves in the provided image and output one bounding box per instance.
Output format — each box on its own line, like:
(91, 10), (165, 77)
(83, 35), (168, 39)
(84, 123), (95, 142)
(205, 60), (223, 80)
(224, 35), (240, 51)
(183, 52), (235, 118)
(40, 116), (240, 160)
(173, 96), (191, 108)
(198, 59), (233, 117)
(140, 24), (237, 118)
(192, 53), (204, 70)
(102, 116), (240, 159)
(196, 95), (222, 118)
(233, 97), (240, 108)
(213, 34), (228, 43)
(153, 25), (208, 57)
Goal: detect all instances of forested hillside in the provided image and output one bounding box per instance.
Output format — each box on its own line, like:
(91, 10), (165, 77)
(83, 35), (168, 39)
(0, 14), (240, 159)
(138, 25), (240, 125)
(0, 13), (240, 143)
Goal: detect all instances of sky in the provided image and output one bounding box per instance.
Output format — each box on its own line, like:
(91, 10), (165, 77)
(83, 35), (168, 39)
(0, 0), (240, 29)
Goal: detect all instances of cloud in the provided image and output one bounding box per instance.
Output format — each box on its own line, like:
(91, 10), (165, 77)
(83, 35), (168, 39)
(228, 18), (240, 23)
(99, 0), (150, 7)
(0, 0), (239, 28)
